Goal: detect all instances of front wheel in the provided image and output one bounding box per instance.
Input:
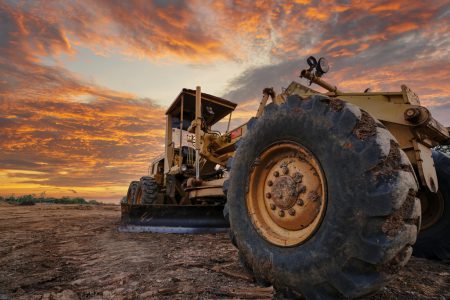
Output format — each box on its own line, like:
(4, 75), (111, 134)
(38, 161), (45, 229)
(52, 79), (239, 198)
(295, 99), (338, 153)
(126, 181), (140, 204)
(227, 95), (420, 298)
(136, 176), (159, 204)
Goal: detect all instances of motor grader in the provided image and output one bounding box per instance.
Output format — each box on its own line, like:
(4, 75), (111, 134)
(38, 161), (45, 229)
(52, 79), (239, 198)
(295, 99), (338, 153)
(122, 57), (450, 298)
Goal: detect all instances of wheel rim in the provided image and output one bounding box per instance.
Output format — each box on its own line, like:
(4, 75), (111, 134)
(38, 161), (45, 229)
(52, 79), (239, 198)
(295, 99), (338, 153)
(419, 189), (445, 230)
(247, 141), (327, 247)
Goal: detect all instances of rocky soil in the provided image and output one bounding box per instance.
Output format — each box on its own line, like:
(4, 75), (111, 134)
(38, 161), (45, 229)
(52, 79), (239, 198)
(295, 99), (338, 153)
(0, 203), (448, 299)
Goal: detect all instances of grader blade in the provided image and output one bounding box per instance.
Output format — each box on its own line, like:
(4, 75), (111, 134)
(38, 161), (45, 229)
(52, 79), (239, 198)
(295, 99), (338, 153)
(119, 203), (229, 234)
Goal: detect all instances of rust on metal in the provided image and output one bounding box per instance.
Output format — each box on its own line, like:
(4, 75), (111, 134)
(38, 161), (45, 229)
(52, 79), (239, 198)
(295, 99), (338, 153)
(246, 141), (327, 247)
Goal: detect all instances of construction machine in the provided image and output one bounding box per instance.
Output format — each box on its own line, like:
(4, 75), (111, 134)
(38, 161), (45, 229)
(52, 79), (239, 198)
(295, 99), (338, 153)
(122, 88), (236, 233)
(121, 57), (450, 298)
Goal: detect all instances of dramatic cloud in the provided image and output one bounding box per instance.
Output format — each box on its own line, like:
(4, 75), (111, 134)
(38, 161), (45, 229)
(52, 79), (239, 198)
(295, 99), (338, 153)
(222, 0), (449, 124)
(0, 1), (165, 201)
(0, 0), (448, 202)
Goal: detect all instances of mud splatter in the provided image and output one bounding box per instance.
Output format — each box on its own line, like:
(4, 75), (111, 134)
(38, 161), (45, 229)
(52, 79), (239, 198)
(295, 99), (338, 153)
(353, 111), (376, 140)
(379, 246), (412, 275)
(329, 98), (345, 111)
(370, 140), (413, 178)
(382, 189), (416, 237)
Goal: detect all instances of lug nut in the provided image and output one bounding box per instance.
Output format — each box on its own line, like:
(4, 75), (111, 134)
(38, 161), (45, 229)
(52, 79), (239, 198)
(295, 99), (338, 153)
(278, 210), (285, 217)
(288, 208), (296, 216)
(299, 185), (306, 193)
(266, 192), (272, 199)
(270, 203), (276, 210)
(282, 167), (289, 174)
(273, 171), (279, 177)
(267, 180), (273, 186)
(293, 172), (303, 183)
(296, 199), (304, 206)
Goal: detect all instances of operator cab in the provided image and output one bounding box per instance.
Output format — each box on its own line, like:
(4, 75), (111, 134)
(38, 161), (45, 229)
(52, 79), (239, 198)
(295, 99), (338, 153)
(162, 88), (237, 180)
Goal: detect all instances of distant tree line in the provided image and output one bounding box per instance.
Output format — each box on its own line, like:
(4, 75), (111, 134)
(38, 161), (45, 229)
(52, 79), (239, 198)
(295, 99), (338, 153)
(0, 194), (100, 205)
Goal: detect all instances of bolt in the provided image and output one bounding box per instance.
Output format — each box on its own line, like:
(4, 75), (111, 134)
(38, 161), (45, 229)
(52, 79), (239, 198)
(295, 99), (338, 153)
(266, 192), (272, 199)
(282, 167), (289, 174)
(296, 199), (304, 206)
(404, 108), (420, 122)
(273, 171), (279, 177)
(298, 185), (306, 193)
(293, 172), (303, 183)
(279, 210), (285, 217)
(267, 180), (273, 186)
(270, 203), (276, 210)
(288, 208), (295, 216)
(308, 191), (319, 202)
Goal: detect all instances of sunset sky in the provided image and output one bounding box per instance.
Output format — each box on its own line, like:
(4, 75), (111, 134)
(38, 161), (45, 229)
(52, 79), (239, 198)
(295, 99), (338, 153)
(1, 0), (449, 203)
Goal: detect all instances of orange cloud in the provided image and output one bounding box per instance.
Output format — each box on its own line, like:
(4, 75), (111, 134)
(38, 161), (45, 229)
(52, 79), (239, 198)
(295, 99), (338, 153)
(305, 7), (329, 21)
(0, 2), (167, 202)
(0, 92), (166, 201)
(370, 2), (402, 12)
(387, 22), (419, 35)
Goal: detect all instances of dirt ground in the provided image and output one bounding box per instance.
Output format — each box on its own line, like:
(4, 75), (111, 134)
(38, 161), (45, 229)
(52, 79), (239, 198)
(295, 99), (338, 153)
(0, 203), (448, 300)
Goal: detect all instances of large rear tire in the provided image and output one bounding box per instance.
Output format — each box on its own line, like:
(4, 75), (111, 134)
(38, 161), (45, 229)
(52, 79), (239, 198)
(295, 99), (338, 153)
(227, 95), (420, 298)
(413, 150), (450, 260)
(126, 181), (140, 204)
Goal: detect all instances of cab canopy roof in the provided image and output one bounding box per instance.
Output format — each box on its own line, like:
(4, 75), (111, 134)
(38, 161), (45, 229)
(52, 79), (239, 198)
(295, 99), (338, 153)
(165, 88), (237, 126)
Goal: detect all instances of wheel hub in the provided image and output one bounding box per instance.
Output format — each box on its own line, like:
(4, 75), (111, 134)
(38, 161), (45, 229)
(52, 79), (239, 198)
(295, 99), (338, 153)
(271, 176), (298, 209)
(247, 141), (327, 246)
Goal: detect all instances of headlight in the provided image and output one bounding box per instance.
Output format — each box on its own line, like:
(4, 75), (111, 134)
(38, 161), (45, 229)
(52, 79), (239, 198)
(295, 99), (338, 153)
(317, 57), (329, 75)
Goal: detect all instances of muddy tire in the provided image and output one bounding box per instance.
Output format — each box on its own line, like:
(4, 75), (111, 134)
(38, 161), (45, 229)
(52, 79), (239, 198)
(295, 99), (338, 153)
(138, 176), (158, 204)
(227, 95), (420, 298)
(223, 178), (238, 247)
(413, 150), (450, 260)
(223, 176), (231, 222)
(126, 181), (140, 204)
